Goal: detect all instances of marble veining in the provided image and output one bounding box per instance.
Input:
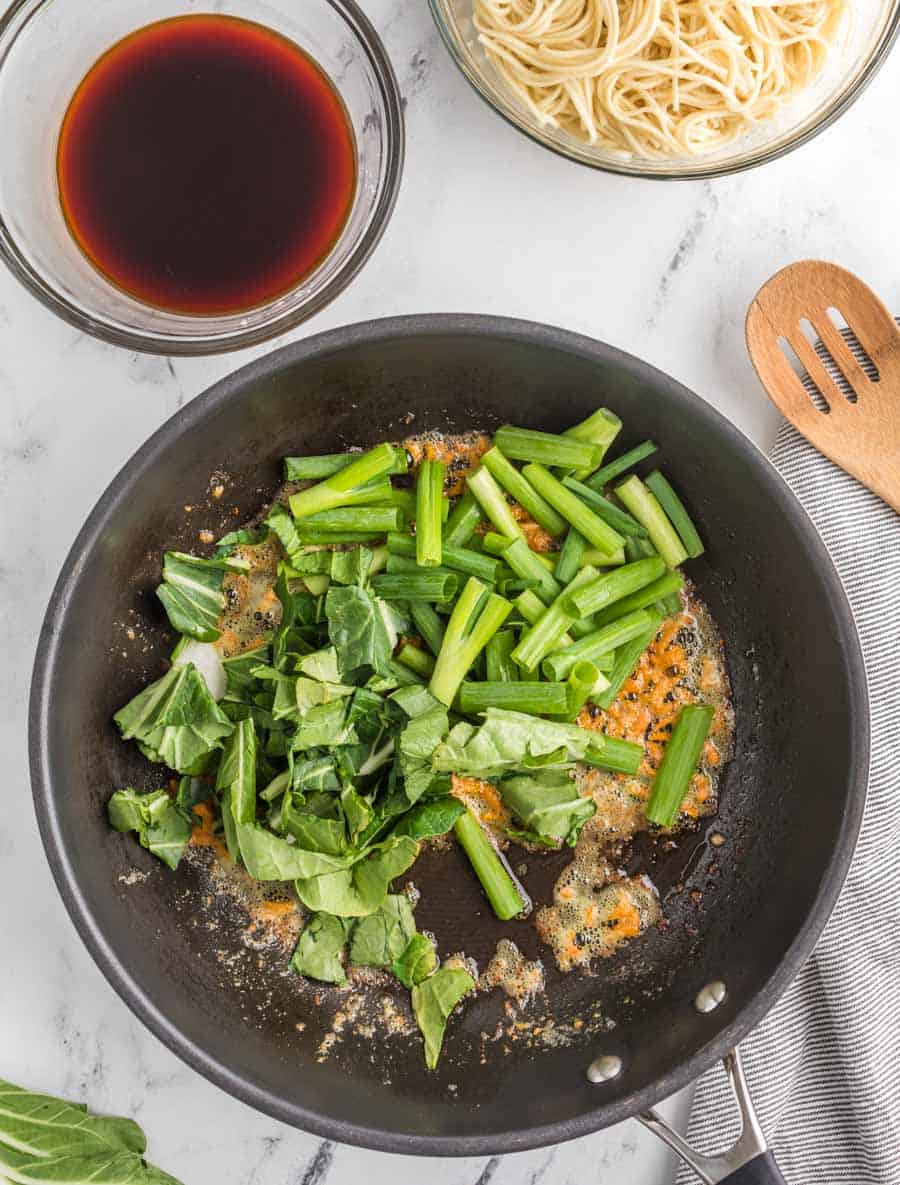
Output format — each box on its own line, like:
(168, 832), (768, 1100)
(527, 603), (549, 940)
(2, 0), (899, 1182)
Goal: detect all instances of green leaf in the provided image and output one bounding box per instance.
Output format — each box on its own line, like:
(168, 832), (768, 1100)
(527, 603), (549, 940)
(155, 552), (247, 643)
(212, 527), (266, 559)
(297, 647), (343, 683)
(348, 894), (415, 967)
(291, 757), (340, 793)
(294, 835), (419, 917)
(0, 1081), (182, 1184)
(281, 792), (347, 857)
(235, 824), (355, 881)
(340, 785), (372, 842)
(388, 685), (443, 719)
(290, 913), (351, 984)
(272, 570), (325, 671)
(499, 770), (595, 847)
(431, 708), (601, 779)
(292, 700), (353, 752)
(329, 548), (375, 587)
(388, 797), (464, 841)
(325, 585), (397, 678)
(107, 789), (192, 871)
(215, 718), (257, 826)
(411, 968), (474, 1070)
(397, 707), (450, 804)
(113, 664), (233, 775)
(392, 933), (437, 989)
(221, 645), (270, 704)
(265, 505), (305, 566)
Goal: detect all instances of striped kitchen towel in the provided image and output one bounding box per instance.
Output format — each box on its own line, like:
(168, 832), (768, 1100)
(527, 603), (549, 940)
(676, 394), (900, 1180)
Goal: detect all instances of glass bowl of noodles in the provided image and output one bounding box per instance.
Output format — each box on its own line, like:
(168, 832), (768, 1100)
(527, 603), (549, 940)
(429, 0), (900, 177)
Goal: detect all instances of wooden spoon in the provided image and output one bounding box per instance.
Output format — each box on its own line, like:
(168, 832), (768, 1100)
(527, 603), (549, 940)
(745, 260), (900, 513)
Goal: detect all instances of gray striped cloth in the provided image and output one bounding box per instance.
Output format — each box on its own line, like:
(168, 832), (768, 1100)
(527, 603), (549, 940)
(676, 390), (900, 1178)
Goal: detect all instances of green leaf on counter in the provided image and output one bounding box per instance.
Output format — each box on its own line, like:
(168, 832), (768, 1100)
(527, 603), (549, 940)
(411, 967), (475, 1070)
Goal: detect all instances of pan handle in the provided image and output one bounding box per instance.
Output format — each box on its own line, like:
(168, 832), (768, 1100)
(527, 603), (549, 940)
(637, 1048), (787, 1185)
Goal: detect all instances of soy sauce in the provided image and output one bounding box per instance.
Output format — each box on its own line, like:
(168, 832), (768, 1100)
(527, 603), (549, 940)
(57, 15), (356, 316)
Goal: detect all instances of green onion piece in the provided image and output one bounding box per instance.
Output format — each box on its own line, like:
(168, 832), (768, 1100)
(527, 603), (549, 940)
(542, 608), (657, 681)
(389, 488), (450, 522)
(511, 565), (600, 672)
(301, 506), (401, 534)
(561, 476), (649, 538)
(615, 476), (688, 568)
(295, 530), (384, 546)
(444, 492), (483, 547)
(288, 442), (401, 518)
(645, 705), (715, 826)
(624, 536), (658, 562)
(586, 440), (658, 491)
(500, 536), (561, 604)
(645, 470), (705, 559)
(555, 528), (586, 584)
(514, 589), (575, 650)
(494, 426), (601, 472)
(480, 531), (508, 557)
(416, 459), (446, 568)
(481, 446), (567, 536)
(396, 643), (436, 679)
(562, 660), (605, 720)
(467, 466), (524, 540)
(371, 572), (458, 603)
(565, 557), (667, 618)
(581, 546), (626, 567)
(564, 408), (622, 478)
(302, 574), (330, 596)
(485, 630), (519, 682)
(591, 571), (685, 628)
(453, 810), (527, 921)
(658, 591), (684, 616)
(532, 552), (557, 572)
(410, 602), (446, 655)
(387, 532), (503, 584)
(458, 681), (569, 715)
(386, 553), (457, 581)
(388, 657), (426, 686)
(429, 578), (513, 705)
(592, 619), (662, 710)
(583, 735), (644, 775)
(522, 464), (624, 555)
(284, 446), (408, 481)
(369, 544), (389, 576)
(498, 577), (540, 597)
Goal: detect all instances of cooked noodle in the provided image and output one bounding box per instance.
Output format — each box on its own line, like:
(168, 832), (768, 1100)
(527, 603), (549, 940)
(474, 0), (851, 158)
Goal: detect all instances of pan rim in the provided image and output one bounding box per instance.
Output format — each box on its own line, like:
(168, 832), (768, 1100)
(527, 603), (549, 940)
(28, 313), (869, 1155)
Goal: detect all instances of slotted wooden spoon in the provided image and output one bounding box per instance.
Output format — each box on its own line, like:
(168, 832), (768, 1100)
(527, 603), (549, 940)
(746, 260), (900, 513)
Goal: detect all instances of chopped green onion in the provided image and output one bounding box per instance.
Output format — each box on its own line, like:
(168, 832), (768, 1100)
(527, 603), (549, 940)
(522, 464), (624, 555)
(410, 602), (446, 655)
(295, 529), (384, 546)
(514, 589), (575, 650)
(555, 528), (586, 584)
(387, 531), (503, 584)
(396, 643), (436, 679)
(592, 618), (662, 710)
(416, 459), (446, 568)
(645, 470), (705, 559)
(284, 446), (408, 481)
(386, 553), (457, 581)
(591, 571), (685, 628)
(561, 476), (649, 538)
(581, 546), (626, 567)
(453, 810), (527, 921)
(467, 466), (524, 540)
(561, 660), (605, 720)
(582, 735), (644, 775)
(481, 446), (567, 536)
(288, 443), (401, 518)
(645, 705), (715, 826)
(389, 488), (450, 522)
(615, 476), (688, 568)
(564, 557), (667, 618)
(624, 536), (658, 562)
(387, 657), (426, 686)
(301, 506), (401, 534)
(480, 531), (508, 557)
(485, 630), (519, 681)
(511, 565), (600, 672)
(371, 572), (458, 603)
(458, 681), (569, 715)
(542, 609), (657, 681)
(586, 440), (658, 491)
(494, 426), (601, 472)
(429, 578), (513, 705)
(444, 492), (483, 548)
(500, 536), (561, 604)
(564, 408), (622, 479)
(658, 591), (684, 616)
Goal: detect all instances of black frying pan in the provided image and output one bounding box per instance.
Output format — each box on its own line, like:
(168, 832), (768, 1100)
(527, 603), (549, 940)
(29, 316), (867, 1183)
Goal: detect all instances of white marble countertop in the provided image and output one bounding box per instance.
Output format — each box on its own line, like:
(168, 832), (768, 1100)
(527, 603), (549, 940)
(2, 2), (899, 1182)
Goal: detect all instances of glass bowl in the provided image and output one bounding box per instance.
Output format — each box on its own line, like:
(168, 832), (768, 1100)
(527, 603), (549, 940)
(429, 0), (900, 179)
(0, 0), (403, 354)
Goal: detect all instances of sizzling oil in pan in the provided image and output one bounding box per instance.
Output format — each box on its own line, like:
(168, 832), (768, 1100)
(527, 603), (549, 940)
(180, 432), (733, 1059)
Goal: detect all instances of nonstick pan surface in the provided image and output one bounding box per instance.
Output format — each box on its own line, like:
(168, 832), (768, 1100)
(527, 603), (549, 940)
(29, 315), (867, 1155)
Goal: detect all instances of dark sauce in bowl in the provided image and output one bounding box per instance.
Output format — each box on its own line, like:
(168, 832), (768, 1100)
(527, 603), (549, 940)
(57, 15), (357, 316)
